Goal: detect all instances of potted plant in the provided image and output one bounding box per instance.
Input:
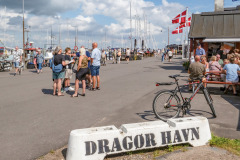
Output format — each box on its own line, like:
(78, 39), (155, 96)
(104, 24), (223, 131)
(183, 61), (190, 70)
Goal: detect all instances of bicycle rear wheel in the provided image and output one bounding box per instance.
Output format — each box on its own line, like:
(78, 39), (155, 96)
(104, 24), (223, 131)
(153, 91), (180, 122)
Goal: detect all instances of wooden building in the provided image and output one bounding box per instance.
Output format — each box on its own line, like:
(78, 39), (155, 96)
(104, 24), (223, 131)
(189, 5), (240, 59)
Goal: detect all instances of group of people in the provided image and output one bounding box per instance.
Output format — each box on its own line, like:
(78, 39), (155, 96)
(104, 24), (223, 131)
(189, 43), (240, 95)
(51, 42), (101, 97)
(161, 48), (177, 62)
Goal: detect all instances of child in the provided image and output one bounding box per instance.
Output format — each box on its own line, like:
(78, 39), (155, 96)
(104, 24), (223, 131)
(220, 59), (229, 91)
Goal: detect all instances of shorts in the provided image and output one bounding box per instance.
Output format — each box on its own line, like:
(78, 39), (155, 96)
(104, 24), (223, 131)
(37, 63), (42, 70)
(87, 68), (91, 75)
(76, 68), (88, 81)
(91, 66), (100, 76)
(169, 56), (173, 59)
(14, 62), (20, 68)
(126, 56), (130, 58)
(226, 79), (239, 83)
(65, 69), (73, 79)
(53, 71), (65, 80)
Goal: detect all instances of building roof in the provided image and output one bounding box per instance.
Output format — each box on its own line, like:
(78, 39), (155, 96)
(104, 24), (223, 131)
(189, 10), (240, 39)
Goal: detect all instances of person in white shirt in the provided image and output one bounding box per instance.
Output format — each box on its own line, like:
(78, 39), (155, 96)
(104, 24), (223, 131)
(91, 42), (102, 90)
(126, 48), (130, 64)
(168, 49), (173, 62)
(12, 46), (23, 76)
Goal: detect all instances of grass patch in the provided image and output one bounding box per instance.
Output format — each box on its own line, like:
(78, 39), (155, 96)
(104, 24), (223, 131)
(209, 134), (240, 156)
(49, 150), (55, 154)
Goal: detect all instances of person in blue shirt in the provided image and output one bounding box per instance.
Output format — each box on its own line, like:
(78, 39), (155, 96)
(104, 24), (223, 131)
(86, 49), (92, 88)
(91, 42), (101, 90)
(36, 49), (44, 74)
(222, 57), (240, 95)
(195, 43), (206, 56)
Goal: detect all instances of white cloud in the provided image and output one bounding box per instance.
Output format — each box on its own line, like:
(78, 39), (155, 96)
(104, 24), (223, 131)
(0, 0), (187, 49)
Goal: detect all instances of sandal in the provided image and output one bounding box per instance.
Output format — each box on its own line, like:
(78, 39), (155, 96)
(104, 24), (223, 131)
(58, 94), (64, 97)
(81, 93), (86, 97)
(71, 94), (78, 98)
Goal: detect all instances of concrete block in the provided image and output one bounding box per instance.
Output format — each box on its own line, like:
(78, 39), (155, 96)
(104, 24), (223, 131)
(66, 116), (211, 160)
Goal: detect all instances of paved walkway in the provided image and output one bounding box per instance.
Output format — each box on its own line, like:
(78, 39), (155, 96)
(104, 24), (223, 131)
(0, 56), (239, 160)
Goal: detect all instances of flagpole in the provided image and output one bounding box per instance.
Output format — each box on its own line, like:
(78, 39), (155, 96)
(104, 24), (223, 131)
(168, 26), (169, 46)
(186, 7), (190, 59)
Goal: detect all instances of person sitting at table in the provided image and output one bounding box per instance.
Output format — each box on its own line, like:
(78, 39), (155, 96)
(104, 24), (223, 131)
(188, 55), (206, 90)
(222, 57), (240, 95)
(220, 59), (230, 91)
(216, 54), (223, 67)
(201, 56), (209, 72)
(209, 56), (222, 72)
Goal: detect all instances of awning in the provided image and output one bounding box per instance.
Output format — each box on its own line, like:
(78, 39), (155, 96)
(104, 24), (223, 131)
(203, 38), (240, 42)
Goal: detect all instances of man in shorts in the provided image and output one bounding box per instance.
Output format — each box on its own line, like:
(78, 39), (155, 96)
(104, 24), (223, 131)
(126, 48), (130, 64)
(91, 42), (101, 91)
(12, 46), (23, 76)
(168, 48), (173, 62)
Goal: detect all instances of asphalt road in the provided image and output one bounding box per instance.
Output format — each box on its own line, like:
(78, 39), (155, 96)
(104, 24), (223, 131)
(0, 56), (239, 160)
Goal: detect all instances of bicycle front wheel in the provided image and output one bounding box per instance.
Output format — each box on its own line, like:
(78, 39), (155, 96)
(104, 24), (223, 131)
(153, 91), (180, 122)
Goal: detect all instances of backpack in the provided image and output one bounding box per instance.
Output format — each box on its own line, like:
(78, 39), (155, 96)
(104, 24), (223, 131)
(51, 56), (63, 73)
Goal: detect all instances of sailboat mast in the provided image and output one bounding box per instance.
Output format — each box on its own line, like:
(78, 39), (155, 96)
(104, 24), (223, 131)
(130, 0), (132, 51)
(22, 0), (25, 66)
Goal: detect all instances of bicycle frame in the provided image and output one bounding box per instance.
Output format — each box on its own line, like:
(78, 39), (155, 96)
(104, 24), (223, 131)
(167, 79), (205, 107)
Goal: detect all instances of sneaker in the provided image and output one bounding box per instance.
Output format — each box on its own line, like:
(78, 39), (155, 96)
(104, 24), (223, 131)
(68, 86), (75, 91)
(61, 88), (64, 93)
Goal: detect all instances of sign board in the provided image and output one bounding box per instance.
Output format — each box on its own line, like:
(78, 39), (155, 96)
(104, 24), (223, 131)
(66, 116), (211, 160)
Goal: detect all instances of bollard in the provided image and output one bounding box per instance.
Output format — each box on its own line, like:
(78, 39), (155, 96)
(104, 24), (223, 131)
(66, 116), (211, 160)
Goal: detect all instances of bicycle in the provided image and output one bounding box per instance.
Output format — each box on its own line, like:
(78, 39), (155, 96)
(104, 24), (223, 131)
(152, 74), (216, 122)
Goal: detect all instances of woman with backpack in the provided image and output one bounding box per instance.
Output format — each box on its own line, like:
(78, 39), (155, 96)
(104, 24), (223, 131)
(52, 46), (66, 96)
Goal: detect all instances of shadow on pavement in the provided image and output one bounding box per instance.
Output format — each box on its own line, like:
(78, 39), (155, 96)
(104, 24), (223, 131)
(187, 109), (216, 119)
(62, 148), (67, 159)
(42, 89), (53, 95)
(136, 110), (157, 121)
(221, 95), (240, 131)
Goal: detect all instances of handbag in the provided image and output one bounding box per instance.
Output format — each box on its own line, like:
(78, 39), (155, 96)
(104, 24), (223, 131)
(51, 56), (63, 73)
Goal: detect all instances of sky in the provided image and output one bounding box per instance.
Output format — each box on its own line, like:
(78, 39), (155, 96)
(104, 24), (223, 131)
(0, 0), (240, 49)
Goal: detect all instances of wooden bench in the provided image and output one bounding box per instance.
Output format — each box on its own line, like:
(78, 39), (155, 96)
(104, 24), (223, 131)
(204, 81), (240, 94)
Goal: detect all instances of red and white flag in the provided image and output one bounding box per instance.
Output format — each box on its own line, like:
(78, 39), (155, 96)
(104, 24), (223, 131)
(179, 17), (191, 28)
(172, 27), (183, 34)
(172, 10), (187, 24)
(172, 14), (180, 24)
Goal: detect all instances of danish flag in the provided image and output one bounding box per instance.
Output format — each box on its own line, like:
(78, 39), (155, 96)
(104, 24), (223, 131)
(179, 17), (191, 28)
(172, 10), (187, 24)
(172, 27), (183, 34)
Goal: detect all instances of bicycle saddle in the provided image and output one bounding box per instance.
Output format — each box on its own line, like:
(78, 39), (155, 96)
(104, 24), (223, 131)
(169, 74), (180, 79)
